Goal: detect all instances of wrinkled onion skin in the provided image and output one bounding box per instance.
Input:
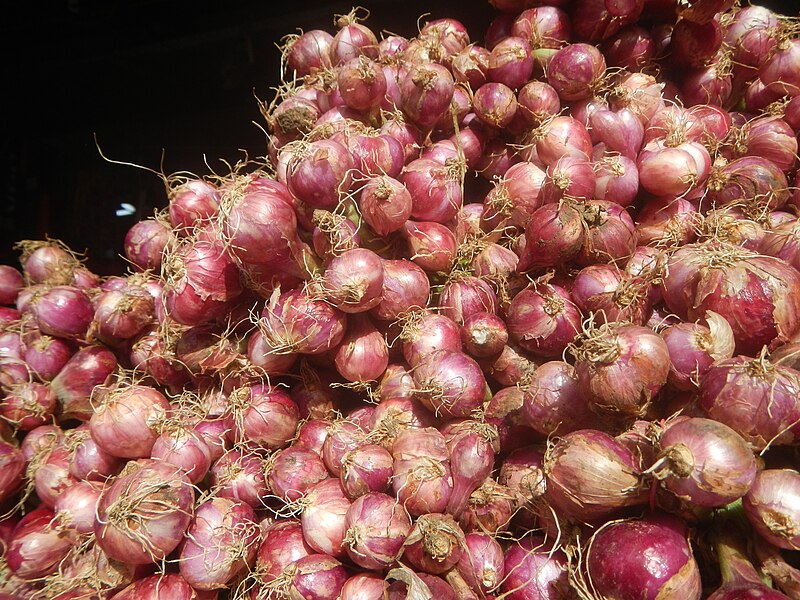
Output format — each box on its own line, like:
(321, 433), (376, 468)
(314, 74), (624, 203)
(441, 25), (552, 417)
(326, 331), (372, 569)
(743, 469), (800, 551)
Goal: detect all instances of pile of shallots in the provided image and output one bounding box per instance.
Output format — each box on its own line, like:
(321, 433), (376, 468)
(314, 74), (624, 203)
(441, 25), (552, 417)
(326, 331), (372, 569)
(2, 0), (800, 597)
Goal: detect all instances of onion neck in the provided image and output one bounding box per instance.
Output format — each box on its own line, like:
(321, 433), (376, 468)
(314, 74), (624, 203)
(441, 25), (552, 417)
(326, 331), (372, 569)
(713, 500), (766, 587)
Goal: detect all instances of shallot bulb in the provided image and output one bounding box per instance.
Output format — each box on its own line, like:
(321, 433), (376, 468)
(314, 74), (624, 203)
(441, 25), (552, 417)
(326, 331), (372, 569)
(584, 513), (703, 600)
(653, 417), (757, 508)
(544, 429), (648, 522)
(743, 469), (800, 551)
(571, 322), (670, 417)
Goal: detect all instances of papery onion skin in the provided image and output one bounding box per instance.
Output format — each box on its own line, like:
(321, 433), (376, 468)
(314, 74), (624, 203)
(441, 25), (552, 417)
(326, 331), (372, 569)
(109, 573), (200, 600)
(572, 322), (670, 417)
(506, 284), (582, 358)
(300, 477), (351, 559)
(95, 459), (195, 564)
(743, 469), (800, 551)
(401, 512), (465, 575)
(544, 428), (648, 522)
(344, 491), (412, 571)
(7, 506), (76, 580)
(255, 519), (314, 587)
(179, 497), (259, 590)
(656, 417), (757, 508)
(412, 349), (488, 419)
(392, 427), (454, 517)
(89, 384), (170, 459)
(700, 356), (800, 450)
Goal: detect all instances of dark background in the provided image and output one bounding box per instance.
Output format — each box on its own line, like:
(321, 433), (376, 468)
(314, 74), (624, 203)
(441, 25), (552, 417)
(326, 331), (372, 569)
(2, 0), (798, 273)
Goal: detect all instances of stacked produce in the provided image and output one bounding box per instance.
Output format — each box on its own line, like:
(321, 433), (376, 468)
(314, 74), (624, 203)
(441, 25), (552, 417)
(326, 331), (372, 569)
(3, 0), (800, 597)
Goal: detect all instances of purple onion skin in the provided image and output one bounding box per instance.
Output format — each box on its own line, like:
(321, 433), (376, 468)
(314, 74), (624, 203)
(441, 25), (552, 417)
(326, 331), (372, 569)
(289, 553), (349, 600)
(743, 469), (800, 551)
(456, 532), (505, 594)
(657, 417), (757, 508)
(501, 535), (571, 600)
(544, 429), (648, 523)
(700, 357), (800, 450)
(586, 513), (702, 600)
